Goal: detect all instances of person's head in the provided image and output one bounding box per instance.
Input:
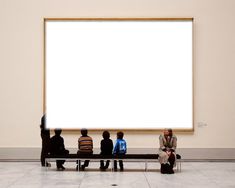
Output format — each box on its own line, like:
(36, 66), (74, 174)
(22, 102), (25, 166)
(102, 130), (110, 139)
(40, 114), (46, 129)
(81, 128), (88, 136)
(168, 128), (173, 137)
(163, 128), (169, 137)
(54, 129), (62, 136)
(41, 114), (46, 125)
(117, 131), (124, 139)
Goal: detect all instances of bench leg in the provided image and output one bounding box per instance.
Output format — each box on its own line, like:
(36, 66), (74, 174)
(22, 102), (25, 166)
(76, 160), (81, 171)
(176, 159), (181, 172)
(179, 160), (181, 172)
(111, 159), (114, 172)
(45, 159), (49, 171)
(111, 159), (113, 172)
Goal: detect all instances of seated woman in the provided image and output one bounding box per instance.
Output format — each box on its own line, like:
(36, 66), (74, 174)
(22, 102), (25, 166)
(158, 128), (177, 174)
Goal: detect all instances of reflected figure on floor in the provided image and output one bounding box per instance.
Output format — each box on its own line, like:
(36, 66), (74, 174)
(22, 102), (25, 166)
(158, 128), (177, 174)
(77, 128), (93, 170)
(40, 114), (51, 167)
(50, 129), (69, 170)
(113, 131), (127, 171)
(100, 130), (113, 171)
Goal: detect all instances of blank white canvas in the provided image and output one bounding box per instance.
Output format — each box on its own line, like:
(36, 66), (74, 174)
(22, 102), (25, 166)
(45, 20), (193, 129)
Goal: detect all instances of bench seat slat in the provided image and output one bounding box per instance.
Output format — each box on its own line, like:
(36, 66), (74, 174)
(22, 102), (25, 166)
(47, 154), (159, 159)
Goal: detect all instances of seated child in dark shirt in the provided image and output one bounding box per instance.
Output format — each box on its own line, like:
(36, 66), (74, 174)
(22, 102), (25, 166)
(50, 129), (69, 170)
(100, 130), (113, 170)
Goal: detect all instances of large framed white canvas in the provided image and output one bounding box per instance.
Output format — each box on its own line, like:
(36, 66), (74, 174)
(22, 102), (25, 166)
(44, 18), (193, 130)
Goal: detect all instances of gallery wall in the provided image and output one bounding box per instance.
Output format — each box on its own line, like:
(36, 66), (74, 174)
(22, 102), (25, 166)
(0, 0), (235, 151)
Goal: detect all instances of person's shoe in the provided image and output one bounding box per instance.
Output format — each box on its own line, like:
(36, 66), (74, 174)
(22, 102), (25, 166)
(120, 167), (124, 171)
(46, 162), (51, 167)
(164, 163), (174, 174)
(160, 164), (167, 174)
(104, 166), (109, 170)
(57, 165), (65, 171)
(80, 165), (85, 171)
(167, 167), (174, 174)
(100, 167), (106, 171)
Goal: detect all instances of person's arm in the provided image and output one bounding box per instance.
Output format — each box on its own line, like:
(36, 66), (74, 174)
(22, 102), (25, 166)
(60, 137), (65, 151)
(91, 138), (93, 150)
(50, 137), (54, 154)
(111, 140), (113, 151)
(159, 135), (166, 151)
(113, 140), (119, 155)
(78, 137), (81, 150)
(108, 140), (113, 154)
(100, 140), (104, 153)
(171, 136), (177, 151)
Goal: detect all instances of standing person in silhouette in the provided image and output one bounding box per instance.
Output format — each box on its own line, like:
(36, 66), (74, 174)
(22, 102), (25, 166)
(158, 128), (177, 174)
(40, 114), (51, 167)
(100, 130), (113, 171)
(77, 128), (93, 170)
(50, 129), (69, 170)
(113, 131), (127, 171)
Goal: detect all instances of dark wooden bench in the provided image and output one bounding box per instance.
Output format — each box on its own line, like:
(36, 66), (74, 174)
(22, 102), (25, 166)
(45, 153), (181, 172)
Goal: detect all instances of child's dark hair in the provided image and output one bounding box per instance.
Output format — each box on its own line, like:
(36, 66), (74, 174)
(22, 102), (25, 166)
(117, 131), (124, 139)
(81, 128), (88, 136)
(102, 130), (110, 139)
(54, 129), (62, 135)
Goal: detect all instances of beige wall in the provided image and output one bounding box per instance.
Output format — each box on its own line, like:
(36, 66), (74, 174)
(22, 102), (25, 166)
(0, 0), (235, 149)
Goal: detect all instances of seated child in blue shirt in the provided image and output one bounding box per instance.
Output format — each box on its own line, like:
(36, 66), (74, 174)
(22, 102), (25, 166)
(113, 131), (127, 171)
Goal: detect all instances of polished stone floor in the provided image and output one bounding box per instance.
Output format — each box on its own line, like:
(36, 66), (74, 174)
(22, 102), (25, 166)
(0, 162), (235, 188)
